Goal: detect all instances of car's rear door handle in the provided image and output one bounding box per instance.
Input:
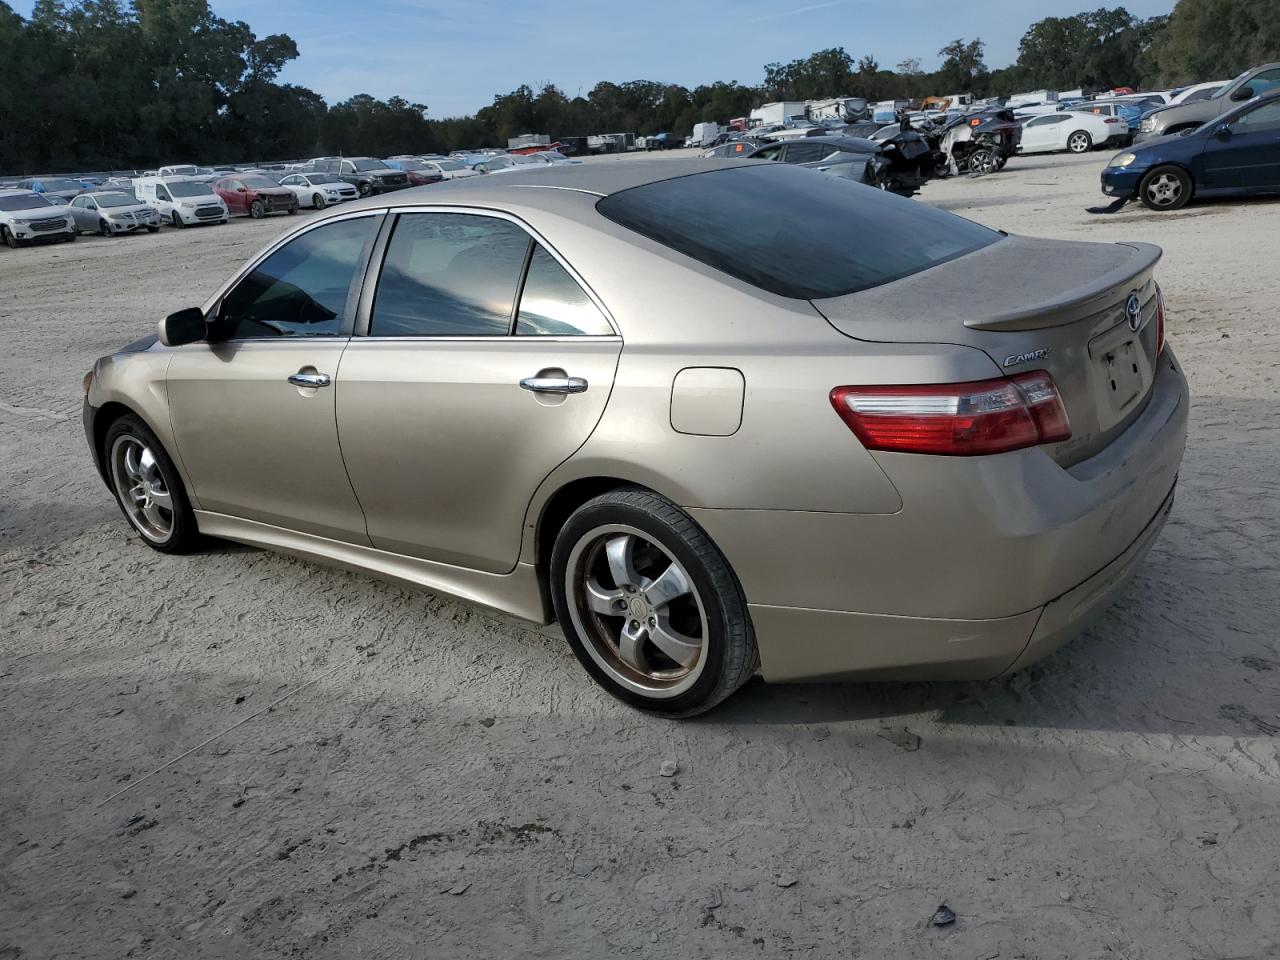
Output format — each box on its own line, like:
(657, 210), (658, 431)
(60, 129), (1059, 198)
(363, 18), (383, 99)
(519, 375), (588, 395)
(288, 371), (331, 388)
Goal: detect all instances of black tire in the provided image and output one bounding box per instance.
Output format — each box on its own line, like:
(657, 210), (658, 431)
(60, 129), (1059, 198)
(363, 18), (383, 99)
(1138, 164), (1192, 211)
(103, 413), (200, 554)
(1067, 130), (1093, 154)
(99, 218), (113, 237)
(287, 204), (297, 215)
(550, 488), (758, 717)
(358, 181), (372, 197)
(64, 230), (77, 242)
(171, 211), (184, 228)
(146, 225), (159, 233)
(968, 147), (995, 176)
(1, 226), (15, 249)
(312, 193), (325, 210)
(249, 199), (265, 219)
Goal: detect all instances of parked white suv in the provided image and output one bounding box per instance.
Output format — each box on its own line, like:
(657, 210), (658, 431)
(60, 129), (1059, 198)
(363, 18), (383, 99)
(0, 190), (77, 248)
(133, 176), (229, 227)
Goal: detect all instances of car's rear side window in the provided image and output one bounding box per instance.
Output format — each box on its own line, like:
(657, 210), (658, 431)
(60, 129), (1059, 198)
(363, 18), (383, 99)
(595, 164), (1000, 300)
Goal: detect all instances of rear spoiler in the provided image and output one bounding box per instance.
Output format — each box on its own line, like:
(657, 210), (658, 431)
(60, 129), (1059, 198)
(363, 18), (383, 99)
(964, 241), (1162, 332)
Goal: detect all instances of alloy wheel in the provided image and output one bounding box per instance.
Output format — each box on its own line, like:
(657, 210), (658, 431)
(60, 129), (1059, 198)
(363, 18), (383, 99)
(1068, 132), (1091, 153)
(1145, 172), (1182, 207)
(564, 524), (708, 698)
(109, 435), (174, 543)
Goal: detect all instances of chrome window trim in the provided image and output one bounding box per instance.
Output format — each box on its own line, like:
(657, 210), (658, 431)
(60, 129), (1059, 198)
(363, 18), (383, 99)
(355, 204), (620, 340)
(197, 209), (387, 343)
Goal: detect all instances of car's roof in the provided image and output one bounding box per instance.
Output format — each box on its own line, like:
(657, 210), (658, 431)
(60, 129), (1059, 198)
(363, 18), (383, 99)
(0, 188), (39, 196)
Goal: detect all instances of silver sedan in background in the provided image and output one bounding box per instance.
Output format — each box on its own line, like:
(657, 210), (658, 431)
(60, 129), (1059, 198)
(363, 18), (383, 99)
(68, 191), (161, 236)
(81, 160), (1188, 715)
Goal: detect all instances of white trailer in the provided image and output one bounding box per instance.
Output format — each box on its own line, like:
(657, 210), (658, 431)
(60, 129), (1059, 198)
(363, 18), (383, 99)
(691, 122), (722, 146)
(749, 101), (807, 127)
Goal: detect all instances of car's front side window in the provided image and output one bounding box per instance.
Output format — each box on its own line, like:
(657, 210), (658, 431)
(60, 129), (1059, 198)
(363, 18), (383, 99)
(217, 217), (377, 340)
(1232, 100), (1280, 134)
(515, 245), (611, 337)
(369, 213), (529, 337)
(1251, 70), (1280, 97)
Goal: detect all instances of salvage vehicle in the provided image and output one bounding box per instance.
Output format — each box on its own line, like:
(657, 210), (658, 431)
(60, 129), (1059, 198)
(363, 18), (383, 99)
(213, 174), (299, 218)
(748, 133), (935, 196)
(312, 157), (412, 196)
(1018, 110), (1127, 154)
(279, 172), (359, 209)
(81, 160), (1187, 716)
(16, 176), (86, 204)
(1101, 89), (1280, 211)
(0, 190), (77, 247)
(67, 191), (161, 235)
(933, 110), (1023, 174)
(1136, 63), (1280, 142)
(418, 158), (481, 181)
(133, 177), (229, 226)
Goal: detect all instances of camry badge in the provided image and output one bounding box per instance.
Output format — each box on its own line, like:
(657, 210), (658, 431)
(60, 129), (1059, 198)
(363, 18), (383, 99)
(1126, 293), (1142, 332)
(1002, 347), (1051, 367)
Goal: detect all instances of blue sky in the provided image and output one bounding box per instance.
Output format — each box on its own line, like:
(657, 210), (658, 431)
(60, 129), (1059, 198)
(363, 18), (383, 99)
(14, 0), (1176, 116)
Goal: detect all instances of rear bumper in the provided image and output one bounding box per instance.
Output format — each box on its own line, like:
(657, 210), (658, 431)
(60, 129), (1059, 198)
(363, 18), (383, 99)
(690, 348), (1188, 682)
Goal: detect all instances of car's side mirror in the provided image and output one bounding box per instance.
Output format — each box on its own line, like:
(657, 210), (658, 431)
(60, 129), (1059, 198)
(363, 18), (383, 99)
(1230, 85), (1254, 102)
(237, 186), (247, 192)
(158, 307), (207, 347)
(1213, 123), (1232, 140)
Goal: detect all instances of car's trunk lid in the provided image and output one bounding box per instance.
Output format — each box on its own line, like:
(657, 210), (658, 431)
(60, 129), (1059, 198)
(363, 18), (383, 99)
(811, 235), (1163, 465)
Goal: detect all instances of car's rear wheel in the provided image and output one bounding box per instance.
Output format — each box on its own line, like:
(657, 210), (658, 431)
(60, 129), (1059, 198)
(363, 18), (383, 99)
(249, 200), (265, 219)
(1067, 130), (1093, 153)
(968, 147), (996, 175)
(550, 488), (757, 717)
(312, 193), (325, 210)
(1139, 165), (1192, 211)
(104, 414), (199, 554)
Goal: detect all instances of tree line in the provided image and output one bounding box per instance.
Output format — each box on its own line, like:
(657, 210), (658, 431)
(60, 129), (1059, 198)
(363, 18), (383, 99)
(0, 0), (1275, 174)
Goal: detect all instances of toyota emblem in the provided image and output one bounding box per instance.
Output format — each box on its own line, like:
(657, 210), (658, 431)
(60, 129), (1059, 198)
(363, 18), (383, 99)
(1126, 293), (1142, 332)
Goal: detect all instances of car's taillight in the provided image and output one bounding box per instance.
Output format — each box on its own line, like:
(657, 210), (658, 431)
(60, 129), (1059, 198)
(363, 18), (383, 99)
(1155, 284), (1166, 355)
(830, 372), (1071, 456)
(1104, 117), (1123, 124)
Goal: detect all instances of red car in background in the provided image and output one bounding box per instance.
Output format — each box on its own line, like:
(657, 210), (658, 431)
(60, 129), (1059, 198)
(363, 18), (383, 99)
(213, 174), (299, 219)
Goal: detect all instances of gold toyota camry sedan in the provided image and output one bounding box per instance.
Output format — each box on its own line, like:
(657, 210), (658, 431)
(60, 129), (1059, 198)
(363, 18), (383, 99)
(82, 160), (1188, 715)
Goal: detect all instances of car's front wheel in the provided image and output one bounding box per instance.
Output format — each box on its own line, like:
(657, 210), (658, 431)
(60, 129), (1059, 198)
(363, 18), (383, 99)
(1139, 165), (1192, 211)
(1067, 130), (1093, 153)
(0, 226), (14, 248)
(358, 182), (372, 197)
(550, 488), (758, 716)
(312, 193), (326, 210)
(171, 211), (184, 228)
(104, 414), (200, 554)
(249, 200), (265, 219)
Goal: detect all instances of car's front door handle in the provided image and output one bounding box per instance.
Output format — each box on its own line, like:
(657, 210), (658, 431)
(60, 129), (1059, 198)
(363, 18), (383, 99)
(288, 371), (331, 388)
(519, 375), (588, 395)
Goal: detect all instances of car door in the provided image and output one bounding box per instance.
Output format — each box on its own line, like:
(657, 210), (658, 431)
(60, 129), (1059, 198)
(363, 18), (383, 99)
(1200, 99), (1280, 190)
(69, 196), (92, 231)
(1020, 115), (1064, 151)
(336, 209), (622, 573)
(223, 179), (246, 214)
(783, 141), (828, 166)
(166, 212), (382, 542)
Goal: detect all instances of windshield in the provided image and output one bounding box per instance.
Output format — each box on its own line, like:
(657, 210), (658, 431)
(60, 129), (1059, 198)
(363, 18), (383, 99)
(166, 165), (198, 176)
(435, 160), (464, 171)
(95, 193), (136, 208)
(597, 164), (1000, 300)
(241, 176), (279, 189)
(169, 181), (215, 197)
(393, 159), (427, 171)
(0, 194), (52, 211)
(42, 179), (82, 192)
(351, 159), (388, 171)
(306, 173), (343, 184)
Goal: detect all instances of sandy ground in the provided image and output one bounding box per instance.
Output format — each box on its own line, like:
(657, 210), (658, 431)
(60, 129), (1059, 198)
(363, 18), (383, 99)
(2, 151), (1279, 960)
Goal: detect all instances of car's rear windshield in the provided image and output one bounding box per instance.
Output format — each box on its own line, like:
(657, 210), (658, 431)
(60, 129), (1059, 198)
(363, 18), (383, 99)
(241, 176), (279, 189)
(595, 164), (1000, 300)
